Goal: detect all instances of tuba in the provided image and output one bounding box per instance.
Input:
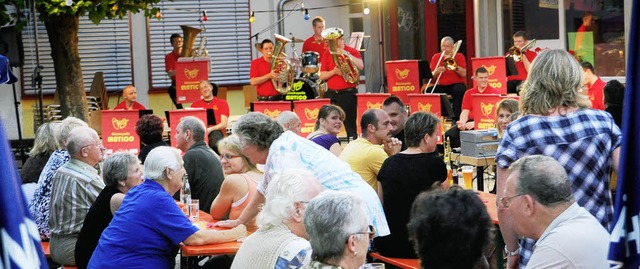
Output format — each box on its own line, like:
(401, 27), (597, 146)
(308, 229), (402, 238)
(180, 25), (203, 57)
(322, 27), (360, 84)
(270, 34), (296, 94)
(508, 39), (536, 62)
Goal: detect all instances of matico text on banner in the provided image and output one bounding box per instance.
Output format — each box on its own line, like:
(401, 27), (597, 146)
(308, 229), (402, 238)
(408, 94), (443, 144)
(101, 110), (140, 155)
(386, 60), (422, 103)
(253, 101), (292, 119)
(293, 99), (331, 137)
(471, 94), (502, 130)
(168, 109), (208, 148)
(471, 57), (508, 94)
(176, 59), (210, 104)
(356, 94), (390, 136)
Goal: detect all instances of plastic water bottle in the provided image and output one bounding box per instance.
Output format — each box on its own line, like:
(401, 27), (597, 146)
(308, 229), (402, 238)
(182, 174), (191, 205)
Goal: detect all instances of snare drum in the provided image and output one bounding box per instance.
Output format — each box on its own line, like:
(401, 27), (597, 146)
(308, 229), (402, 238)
(284, 78), (318, 101)
(301, 51), (320, 74)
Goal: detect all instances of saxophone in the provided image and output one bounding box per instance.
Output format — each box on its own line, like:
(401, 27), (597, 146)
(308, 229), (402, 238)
(321, 27), (360, 84)
(270, 34), (296, 94)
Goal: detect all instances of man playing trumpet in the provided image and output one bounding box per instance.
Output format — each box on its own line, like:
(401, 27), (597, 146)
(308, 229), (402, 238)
(506, 31), (537, 95)
(250, 39), (283, 101)
(427, 36), (467, 121)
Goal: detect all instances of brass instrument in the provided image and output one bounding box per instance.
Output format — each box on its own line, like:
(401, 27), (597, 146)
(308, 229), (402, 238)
(321, 27), (360, 84)
(427, 40), (462, 93)
(508, 39), (536, 62)
(270, 34), (296, 94)
(180, 25), (203, 57)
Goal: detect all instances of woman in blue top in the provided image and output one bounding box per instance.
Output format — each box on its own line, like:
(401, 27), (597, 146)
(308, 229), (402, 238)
(306, 104), (345, 156)
(88, 146), (246, 269)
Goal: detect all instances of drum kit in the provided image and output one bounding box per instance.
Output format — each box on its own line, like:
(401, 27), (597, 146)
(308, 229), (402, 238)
(284, 36), (326, 101)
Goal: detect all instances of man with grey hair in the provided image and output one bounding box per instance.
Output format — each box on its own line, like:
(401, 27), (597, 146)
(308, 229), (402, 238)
(49, 126), (106, 266)
(426, 36), (467, 120)
(174, 116), (224, 213)
(232, 170), (323, 269)
(276, 111), (302, 136)
(503, 155), (608, 268)
(29, 116), (87, 240)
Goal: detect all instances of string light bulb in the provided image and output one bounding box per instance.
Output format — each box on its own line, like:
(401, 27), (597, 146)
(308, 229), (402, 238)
(304, 9), (310, 20)
(249, 11), (255, 23)
(155, 10), (163, 19)
(363, 2), (370, 15)
(201, 11), (208, 22)
(429, 0), (436, 3)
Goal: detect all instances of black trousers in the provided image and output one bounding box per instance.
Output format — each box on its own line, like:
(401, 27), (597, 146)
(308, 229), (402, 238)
(507, 80), (523, 95)
(444, 124), (466, 149)
(324, 88), (357, 139)
(426, 83), (466, 120)
(168, 81), (184, 109)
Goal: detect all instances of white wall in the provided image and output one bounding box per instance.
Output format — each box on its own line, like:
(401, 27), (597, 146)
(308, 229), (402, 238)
(0, 67), (23, 140)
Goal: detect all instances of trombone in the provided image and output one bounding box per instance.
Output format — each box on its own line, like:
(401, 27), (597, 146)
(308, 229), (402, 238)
(507, 39), (536, 62)
(426, 40), (462, 94)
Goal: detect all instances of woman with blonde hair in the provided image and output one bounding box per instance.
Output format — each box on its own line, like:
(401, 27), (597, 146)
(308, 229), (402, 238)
(210, 135), (263, 231)
(495, 99), (519, 135)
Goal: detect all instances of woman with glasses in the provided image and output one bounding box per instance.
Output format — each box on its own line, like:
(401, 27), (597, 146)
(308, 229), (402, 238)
(88, 146), (246, 268)
(302, 191), (371, 269)
(74, 152), (144, 269)
(210, 135), (263, 232)
(306, 104), (345, 156)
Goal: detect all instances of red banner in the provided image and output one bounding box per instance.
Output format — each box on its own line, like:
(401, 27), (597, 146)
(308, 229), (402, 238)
(386, 60), (421, 103)
(252, 101), (293, 119)
(472, 94), (503, 130)
(293, 99), (331, 137)
(407, 94), (443, 144)
(175, 59), (210, 104)
(101, 110), (140, 155)
(471, 57), (507, 94)
(356, 93), (390, 136)
(168, 109), (208, 147)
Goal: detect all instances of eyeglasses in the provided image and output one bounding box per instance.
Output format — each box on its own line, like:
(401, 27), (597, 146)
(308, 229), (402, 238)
(82, 143), (105, 151)
(500, 193), (526, 208)
(220, 154), (241, 160)
(352, 224), (376, 241)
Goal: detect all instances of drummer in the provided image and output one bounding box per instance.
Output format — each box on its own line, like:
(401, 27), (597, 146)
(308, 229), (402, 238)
(302, 16), (328, 57)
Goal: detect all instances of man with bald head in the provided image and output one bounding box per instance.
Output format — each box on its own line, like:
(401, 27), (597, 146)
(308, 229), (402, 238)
(503, 155), (608, 268)
(49, 126), (106, 266)
(114, 85), (146, 110)
(340, 109), (402, 191)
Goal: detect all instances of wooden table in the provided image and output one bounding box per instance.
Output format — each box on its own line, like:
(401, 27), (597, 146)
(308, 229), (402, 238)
(450, 152), (496, 191)
(180, 211), (245, 268)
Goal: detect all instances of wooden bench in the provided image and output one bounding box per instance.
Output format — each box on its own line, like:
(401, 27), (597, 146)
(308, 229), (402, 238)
(369, 252), (420, 269)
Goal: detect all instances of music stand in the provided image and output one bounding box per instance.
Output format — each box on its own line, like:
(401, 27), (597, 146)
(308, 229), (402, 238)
(419, 60), (434, 80)
(439, 94), (455, 119)
(505, 57), (519, 76)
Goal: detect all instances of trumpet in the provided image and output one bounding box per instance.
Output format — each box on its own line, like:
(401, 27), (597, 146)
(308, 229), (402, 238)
(426, 40), (462, 93)
(508, 39), (536, 62)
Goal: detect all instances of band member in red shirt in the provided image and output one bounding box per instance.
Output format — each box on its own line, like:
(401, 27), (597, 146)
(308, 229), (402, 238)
(427, 36), (468, 121)
(191, 80), (230, 153)
(302, 16), (328, 56)
(165, 33), (184, 109)
(506, 31), (537, 95)
(113, 86), (146, 110)
(250, 39), (282, 101)
(580, 61), (605, 110)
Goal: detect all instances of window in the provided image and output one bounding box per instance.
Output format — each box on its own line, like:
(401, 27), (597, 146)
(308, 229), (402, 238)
(21, 12), (133, 95)
(148, 1), (251, 89)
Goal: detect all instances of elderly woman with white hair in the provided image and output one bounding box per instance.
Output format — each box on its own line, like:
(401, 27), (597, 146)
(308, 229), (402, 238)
(231, 170), (323, 269)
(88, 146), (246, 268)
(302, 191), (372, 269)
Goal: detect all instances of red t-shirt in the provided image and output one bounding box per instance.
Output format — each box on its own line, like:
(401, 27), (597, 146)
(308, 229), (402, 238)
(302, 36), (327, 56)
(191, 98), (230, 135)
(507, 50), (537, 81)
(588, 77), (606, 110)
(429, 52), (467, 86)
(165, 51), (180, 82)
(461, 86), (501, 121)
(250, 57), (280, 97)
(113, 101), (146, 110)
(321, 45), (361, 90)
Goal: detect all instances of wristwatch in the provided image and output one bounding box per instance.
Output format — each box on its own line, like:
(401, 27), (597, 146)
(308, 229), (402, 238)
(504, 245), (520, 256)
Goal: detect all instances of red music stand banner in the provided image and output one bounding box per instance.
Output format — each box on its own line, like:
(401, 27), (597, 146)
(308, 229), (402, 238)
(168, 109), (208, 148)
(252, 101), (292, 119)
(471, 57), (507, 94)
(175, 59), (209, 104)
(356, 93), (390, 136)
(386, 60), (421, 103)
(407, 94), (443, 144)
(472, 94), (503, 130)
(101, 110), (140, 155)
(293, 99), (331, 137)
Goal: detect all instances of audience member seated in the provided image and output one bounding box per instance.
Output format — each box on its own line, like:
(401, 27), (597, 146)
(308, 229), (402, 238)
(74, 152), (144, 269)
(20, 122), (60, 203)
(135, 114), (168, 164)
(302, 191), (372, 269)
(408, 187), (491, 269)
(495, 99), (519, 136)
(503, 155), (609, 268)
(276, 111), (302, 136)
(88, 146), (246, 268)
(113, 85), (146, 110)
(190, 80), (229, 153)
(29, 117), (87, 240)
(306, 104), (345, 156)
(444, 67), (500, 148)
(174, 116), (224, 213)
(382, 95), (409, 150)
(216, 112), (389, 238)
(210, 135), (264, 232)
(49, 126), (106, 266)
(604, 79), (624, 128)
(232, 170), (323, 269)
(340, 109), (402, 190)
(374, 111), (447, 258)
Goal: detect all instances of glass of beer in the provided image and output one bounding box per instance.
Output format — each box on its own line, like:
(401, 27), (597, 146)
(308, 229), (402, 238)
(461, 166), (474, 190)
